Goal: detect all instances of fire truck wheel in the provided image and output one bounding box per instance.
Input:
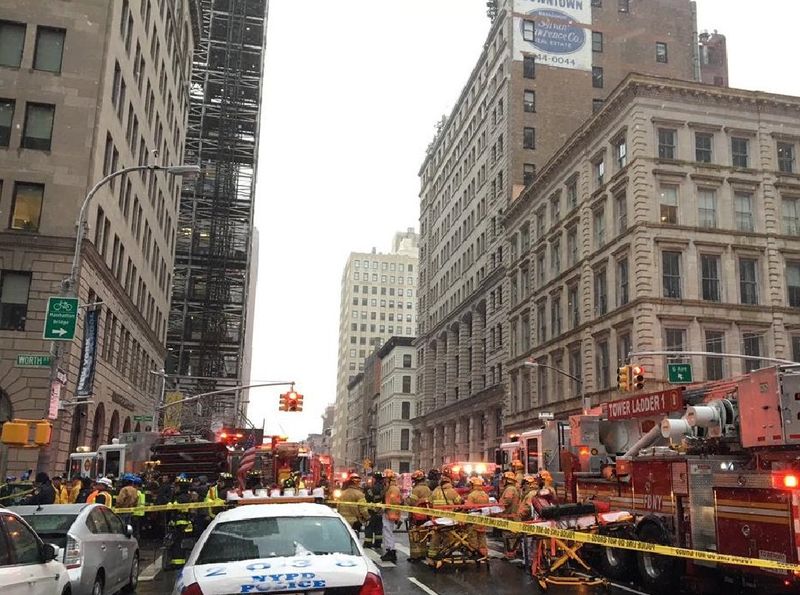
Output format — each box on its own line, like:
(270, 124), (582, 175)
(635, 522), (677, 593)
(599, 545), (633, 580)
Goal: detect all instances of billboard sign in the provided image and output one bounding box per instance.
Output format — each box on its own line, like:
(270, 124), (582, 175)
(513, 0), (593, 71)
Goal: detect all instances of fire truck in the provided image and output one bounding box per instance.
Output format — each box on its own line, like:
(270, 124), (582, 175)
(510, 367), (800, 593)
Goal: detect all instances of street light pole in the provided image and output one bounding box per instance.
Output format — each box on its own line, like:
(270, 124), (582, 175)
(38, 164), (201, 474)
(523, 360), (589, 414)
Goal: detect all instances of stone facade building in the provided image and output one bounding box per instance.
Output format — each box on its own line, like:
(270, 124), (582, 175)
(414, 0), (723, 468)
(375, 336), (417, 474)
(332, 230), (418, 470)
(0, 0), (198, 475)
(503, 74), (800, 430)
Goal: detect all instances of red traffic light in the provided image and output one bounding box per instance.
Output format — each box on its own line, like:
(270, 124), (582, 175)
(631, 365), (645, 390)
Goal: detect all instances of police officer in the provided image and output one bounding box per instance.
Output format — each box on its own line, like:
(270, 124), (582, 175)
(363, 471), (384, 551)
(405, 470), (431, 562)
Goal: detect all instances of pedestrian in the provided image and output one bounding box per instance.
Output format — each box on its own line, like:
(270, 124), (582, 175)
(52, 476), (69, 504)
(75, 477), (93, 503)
(23, 472), (57, 505)
(380, 469), (402, 563)
(337, 474), (369, 533)
(405, 469), (432, 562)
(363, 471), (384, 551)
(87, 477), (114, 506)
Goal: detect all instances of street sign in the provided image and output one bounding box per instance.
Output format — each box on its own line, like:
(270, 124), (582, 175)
(56, 368), (67, 385)
(133, 415), (153, 422)
(606, 389), (684, 420)
(668, 363), (693, 384)
(43, 297), (79, 341)
(15, 354), (52, 368)
(48, 381), (61, 420)
(538, 412), (554, 420)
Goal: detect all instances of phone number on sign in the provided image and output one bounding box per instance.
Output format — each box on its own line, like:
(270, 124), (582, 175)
(532, 53), (579, 67)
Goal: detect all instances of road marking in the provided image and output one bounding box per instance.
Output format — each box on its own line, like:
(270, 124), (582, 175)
(138, 555), (162, 582)
(574, 572), (650, 595)
(364, 547), (396, 568)
(408, 577), (441, 595)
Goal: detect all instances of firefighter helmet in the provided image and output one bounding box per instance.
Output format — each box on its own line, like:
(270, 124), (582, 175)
(468, 476), (484, 487)
(411, 470), (425, 481)
(383, 469), (396, 479)
(174, 476), (191, 485)
(503, 471), (517, 482)
(523, 475), (537, 485)
(511, 459), (524, 470)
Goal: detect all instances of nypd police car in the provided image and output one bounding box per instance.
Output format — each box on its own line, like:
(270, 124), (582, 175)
(173, 503), (384, 594)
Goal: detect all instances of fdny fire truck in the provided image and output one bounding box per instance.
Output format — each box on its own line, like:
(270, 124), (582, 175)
(508, 366), (800, 593)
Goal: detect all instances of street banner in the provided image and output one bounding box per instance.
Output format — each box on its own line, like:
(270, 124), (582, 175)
(163, 391), (184, 430)
(76, 308), (99, 396)
(513, 0), (593, 71)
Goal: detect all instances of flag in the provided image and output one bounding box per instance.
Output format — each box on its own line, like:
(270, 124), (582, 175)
(237, 433), (258, 489)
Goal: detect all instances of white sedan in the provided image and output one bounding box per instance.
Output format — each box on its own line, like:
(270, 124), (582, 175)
(173, 502), (384, 595)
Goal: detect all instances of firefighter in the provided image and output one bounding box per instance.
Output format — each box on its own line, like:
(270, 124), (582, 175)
(465, 476), (490, 558)
(68, 477), (82, 503)
(215, 472), (234, 501)
(165, 476), (194, 568)
(51, 476), (69, 504)
(86, 477), (114, 506)
(338, 474), (369, 533)
(500, 471), (522, 561)
(381, 469), (402, 563)
(511, 459), (525, 485)
(363, 471), (384, 551)
(427, 474), (462, 559)
(405, 470), (432, 561)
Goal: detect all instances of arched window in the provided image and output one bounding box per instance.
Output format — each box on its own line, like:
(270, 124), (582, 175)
(134, 421), (141, 432)
(122, 416), (131, 434)
(0, 388), (12, 426)
(108, 410), (120, 443)
(91, 403), (105, 451)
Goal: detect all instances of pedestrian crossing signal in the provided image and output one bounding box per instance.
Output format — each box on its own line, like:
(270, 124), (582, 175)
(631, 365), (645, 391)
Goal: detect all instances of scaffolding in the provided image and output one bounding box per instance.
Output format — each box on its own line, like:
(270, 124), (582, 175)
(167, 0), (268, 433)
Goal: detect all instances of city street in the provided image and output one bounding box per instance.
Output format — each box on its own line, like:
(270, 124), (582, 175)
(136, 532), (649, 595)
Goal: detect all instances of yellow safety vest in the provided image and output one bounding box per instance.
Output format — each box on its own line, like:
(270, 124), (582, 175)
(132, 491), (146, 516)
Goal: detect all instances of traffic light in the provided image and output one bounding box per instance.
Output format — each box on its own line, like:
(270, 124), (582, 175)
(278, 392), (287, 411)
(617, 365), (631, 392)
(1, 421), (28, 446)
(631, 364), (645, 391)
(34, 422), (52, 446)
(285, 391), (300, 412)
(294, 392), (304, 412)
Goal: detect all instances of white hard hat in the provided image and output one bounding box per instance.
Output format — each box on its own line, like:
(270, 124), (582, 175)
(96, 477), (113, 488)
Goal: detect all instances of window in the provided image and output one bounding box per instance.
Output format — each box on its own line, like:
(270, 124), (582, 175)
(568, 284), (580, 328)
(569, 347), (582, 395)
(0, 21), (25, 68)
(782, 197), (800, 236)
(595, 159), (605, 186)
(742, 332), (763, 373)
(618, 0), (630, 11)
(524, 163), (536, 186)
(402, 375), (412, 393)
(523, 127), (536, 149)
(739, 258), (759, 305)
(567, 228), (578, 266)
(656, 42), (668, 63)
(615, 192), (627, 233)
(551, 240), (561, 275)
(34, 27), (65, 72)
(734, 192), (754, 232)
(705, 330), (724, 380)
(615, 137), (627, 169)
(523, 55), (535, 78)
(550, 294), (561, 336)
(659, 184), (678, 224)
(593, 208), (605, 248)
(523, 89), (536, 113)
(22, 103), (55, 151)
(10, 182), (44, 231)
(594, 267), (607, 315)
(695, 132), (713, 163)
(618, 332), (632, 364)
(400, 429), (410, 450)
(592, 31), (603, 52)
(794, 335), (800, 363)
(567, 180), (578, 209)
(665, 328), (687, 363)
(592, 98), (604, 113)
(617, 257), (629, 306)
(595, 340), (609, 388)
(731, 137), (749, 168)
(5, 514), (41, 564)
(700, 254), (721, 302)
(658, 128), (676, 160)
(662, 251), (682, 298)
(592, 66), (604, 88)
(0, 98), (14, 146)
(0, 271), (31, 331)
(698, 188), (717, 228)
(402, 354), (412, 368)
(537, 303), (547, 344)
(788, 262), (800, 308)
(401, 401), (411, 420)
(778, 142), (796, 173)
(537, 361), (548, 404)
(522, 20), (535, 42)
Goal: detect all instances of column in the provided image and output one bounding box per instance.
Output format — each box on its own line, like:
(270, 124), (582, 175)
(435, 336), (446, 411)
(471, 308), (486, 394)
(458, 319), (471, 399)
(446, 327), (459, 405)
(423, 342), (436, 412)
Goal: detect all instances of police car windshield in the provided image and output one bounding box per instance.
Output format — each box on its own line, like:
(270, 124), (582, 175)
(196, 516), (359, 564)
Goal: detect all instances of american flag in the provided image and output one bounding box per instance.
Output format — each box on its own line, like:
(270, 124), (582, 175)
(236, 433), (258, 488)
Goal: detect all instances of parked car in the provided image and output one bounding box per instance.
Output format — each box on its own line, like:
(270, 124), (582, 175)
(174, 502), (384, 595)
(0, 507), (71, 595)
(12, 504), (139, 595)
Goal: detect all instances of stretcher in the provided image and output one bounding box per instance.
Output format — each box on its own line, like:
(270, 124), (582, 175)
(526, 506), (633, 590)
(423, 505), (504, 570)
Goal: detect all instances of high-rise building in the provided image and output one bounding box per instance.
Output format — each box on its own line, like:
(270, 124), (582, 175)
(413, 0), (727, 468)
(332, 230), (418, 470)
(166, 0), (268, 431)
(503, 74), (800, 429)
(0, 0), (198, 475)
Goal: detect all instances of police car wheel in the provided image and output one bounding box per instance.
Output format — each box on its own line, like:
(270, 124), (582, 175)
(124, 552), (139, 592)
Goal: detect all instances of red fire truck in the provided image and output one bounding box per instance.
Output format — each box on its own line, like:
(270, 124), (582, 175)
(558, 367), (800, 593)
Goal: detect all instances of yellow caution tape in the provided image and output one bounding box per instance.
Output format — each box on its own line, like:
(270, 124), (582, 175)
(112, 499), (227, 514)
(0, 489), (34, 502)
(331, 501), (800, 573)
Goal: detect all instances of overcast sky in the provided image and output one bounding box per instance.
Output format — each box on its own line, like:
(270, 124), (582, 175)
(246, 0), (800, 441)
